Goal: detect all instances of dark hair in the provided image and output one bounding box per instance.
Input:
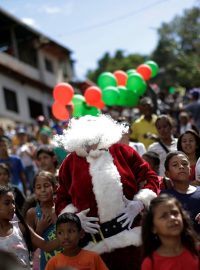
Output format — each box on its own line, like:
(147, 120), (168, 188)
(56, 213), (82, 232)
(177, 129), (200, 159)
(0, 163), (10, 176)
(164, 150), (189, 171)
(33, 170), (57, 190)
(36, 146), (58, 168)
(0, 185), (33, 252)
(142, 151), (160, 167)
(141, 194), (199, 259)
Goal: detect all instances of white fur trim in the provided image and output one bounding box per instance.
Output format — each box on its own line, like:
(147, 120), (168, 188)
(59, 203), (78, 216)
(84, 226), (141, 254)
(87, 150), (125, 223)
(134, 189), (157, 208)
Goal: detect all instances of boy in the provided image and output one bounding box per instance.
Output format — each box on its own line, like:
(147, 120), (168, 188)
(45, 213), (108, 270)
(36, 146), (58, 176)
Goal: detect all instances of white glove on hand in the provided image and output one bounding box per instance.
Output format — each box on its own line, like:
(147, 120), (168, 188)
(77, 208), (100, 234)
(117, 196), (144, 229)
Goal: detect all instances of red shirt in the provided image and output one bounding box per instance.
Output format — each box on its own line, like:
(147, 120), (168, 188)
(141, 248), (199, 270)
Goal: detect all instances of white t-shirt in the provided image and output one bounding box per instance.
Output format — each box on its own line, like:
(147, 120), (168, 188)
(148, 138), (178, 176)
(0, 221), (30, 269)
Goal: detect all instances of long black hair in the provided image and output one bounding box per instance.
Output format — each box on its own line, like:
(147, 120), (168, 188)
(141, 194), (199, 260)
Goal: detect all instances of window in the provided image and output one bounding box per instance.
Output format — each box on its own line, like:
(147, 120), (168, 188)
(44, 58), (54, 73)
(3, 88), (19, 113)
(28, 98), (44, 119)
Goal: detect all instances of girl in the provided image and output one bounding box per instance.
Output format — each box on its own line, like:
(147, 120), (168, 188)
(141, 194), (199, 270)
(0, 163), (25, 211)
(26, 171), (60, 269)
(0, 185), (60, 269)
(177, 129), (200, 181)
(148, 115), (178, 176)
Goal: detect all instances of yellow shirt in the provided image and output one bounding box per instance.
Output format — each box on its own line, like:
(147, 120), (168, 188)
(45, 249), (108, 270)
(130, 114), (158, 148)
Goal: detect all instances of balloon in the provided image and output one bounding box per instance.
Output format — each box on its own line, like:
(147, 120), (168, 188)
(126, 69), (136, 76)
(53, 83), (74, 105)
(102, 86), (120, 106)
(52, 101), (69, 120)
(84, 86), (102, 106)
(136, 64), (152, 81)
(126, 73), (147, 96)
(72, 94), (85, 117)
(83, 104), (101, 116)
(169, 86), (176, 94)
(117, 86), (128, 106)
(145, 60), (159, 78)
(126, 90), (140, 107)
(117, 86), (140, 107)
(97, 72), (117, 89)
(113, 70), (128, 86)
(92, 100), (105, 109)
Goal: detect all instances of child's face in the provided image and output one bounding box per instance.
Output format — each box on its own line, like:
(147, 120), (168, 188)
(181, 133), (197, 155)
(37, 153), (55, 171)
(156, 119), (172, 140)
(0, 169), (9, 186)
(152, 200), (183, 238)
(0, 192), (15, 221)
(56, 222), (84, 252)
(34, 176), (54, 202)
(165, 154), (190, 182)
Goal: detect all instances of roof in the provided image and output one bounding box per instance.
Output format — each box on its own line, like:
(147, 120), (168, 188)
(0, 6), (72, 54)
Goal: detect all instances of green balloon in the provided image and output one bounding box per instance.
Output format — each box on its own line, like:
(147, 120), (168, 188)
(83, 104), (101, 116)
(126, 69), (136, 76)
(117, 86), (128, 106)
(72, 94), (85, 117)
(169, 86), (176, 94)
(145, 60), (159, 78)
(126, 90), (140, 107)
(97, 72), (117, 90)
(126, 73), (147, 96)
(102, 86), (120, 106)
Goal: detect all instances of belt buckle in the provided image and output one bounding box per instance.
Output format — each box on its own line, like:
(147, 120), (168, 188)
(91, 228), (105, 243)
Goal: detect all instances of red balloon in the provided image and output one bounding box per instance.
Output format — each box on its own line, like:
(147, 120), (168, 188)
(52, 102), (69, 120)
(53, 83), (74, 105)
(84, 86), (102, 106)
(136, 64), (152, 81)
(93, 100), (105, 109)
(113, 70), (128, 86)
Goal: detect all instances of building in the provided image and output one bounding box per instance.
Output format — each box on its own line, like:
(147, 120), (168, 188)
(0, 7), (75, 127)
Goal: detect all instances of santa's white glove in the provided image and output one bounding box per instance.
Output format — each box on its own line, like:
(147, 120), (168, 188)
(117, 196), (144, 229)
(77, 208), (100, 234)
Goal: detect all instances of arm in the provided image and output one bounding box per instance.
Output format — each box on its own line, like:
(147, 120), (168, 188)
(19, 222), (60, 252)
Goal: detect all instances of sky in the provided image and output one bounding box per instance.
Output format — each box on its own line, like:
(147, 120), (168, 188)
(0, 0), (198, 80)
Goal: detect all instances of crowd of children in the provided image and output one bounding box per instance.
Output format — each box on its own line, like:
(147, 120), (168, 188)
(0, 102), (200, 270)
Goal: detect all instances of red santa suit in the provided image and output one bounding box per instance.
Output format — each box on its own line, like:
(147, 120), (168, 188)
(55, 115), (160, 270)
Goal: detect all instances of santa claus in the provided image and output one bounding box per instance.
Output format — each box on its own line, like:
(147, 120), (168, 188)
(54, 114), (159, 270)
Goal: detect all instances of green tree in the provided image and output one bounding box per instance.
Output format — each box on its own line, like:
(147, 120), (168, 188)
(86, 50), (146, 83)
(151, 6), (200, 90)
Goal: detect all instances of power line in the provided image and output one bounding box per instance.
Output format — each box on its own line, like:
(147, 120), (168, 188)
(59, 0), (169, 36)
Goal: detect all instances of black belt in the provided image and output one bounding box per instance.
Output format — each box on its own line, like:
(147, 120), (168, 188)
(90, 214), (129, 243)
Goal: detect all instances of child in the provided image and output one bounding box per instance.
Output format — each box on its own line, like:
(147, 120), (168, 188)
(35, 146), (58, 179)
(141, 194), (199, 270)
(45, 213), (108, 270)
(0, 163), (25, 211)
(162, 151), (200, 234)
(142, 151), (173, 191)
(26, 171), (60, 269)
(0, 185), (60, 269)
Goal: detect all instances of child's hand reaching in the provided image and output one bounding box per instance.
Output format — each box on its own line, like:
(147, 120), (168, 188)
(36, 214), (53, 234)
(195, 213), (200, 224)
